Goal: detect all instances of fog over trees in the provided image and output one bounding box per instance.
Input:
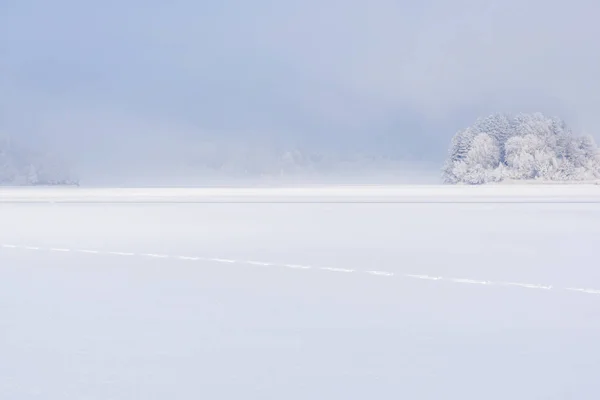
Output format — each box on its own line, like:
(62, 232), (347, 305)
(0, 132), (419, 186)
(3, 112), (600, 186)
(442, 113), (600, 184)
(0, 133), (78, 186)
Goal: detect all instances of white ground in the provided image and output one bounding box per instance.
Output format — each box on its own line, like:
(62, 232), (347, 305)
(2, 186), (600, 399)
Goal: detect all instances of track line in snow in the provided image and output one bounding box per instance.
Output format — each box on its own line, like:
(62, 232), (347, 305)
(498, 282), (553, 290)
(282, 264), (313, 270)
(140, 253), (170, 259)
(177, 256), (201, 261)
(107, 251), (136, 256)
(2, 243), (600, 296)
(447, 278), (490, 285)
(210, 258), (237, 264)
(366, 270), (395, 277)
(320, 267), (355, 273)
(246, 261), (274, 266)
(405, 274), (443, 281)
(447, 278), (491, 285)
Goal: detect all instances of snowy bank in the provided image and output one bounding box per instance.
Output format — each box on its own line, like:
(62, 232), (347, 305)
(1, 185), (600, 203)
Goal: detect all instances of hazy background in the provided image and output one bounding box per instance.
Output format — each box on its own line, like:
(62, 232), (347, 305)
(2, 0), (599, 184)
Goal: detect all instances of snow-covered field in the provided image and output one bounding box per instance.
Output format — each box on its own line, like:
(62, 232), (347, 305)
(2, 185), (600, 399)
(1, 184), (600, 203)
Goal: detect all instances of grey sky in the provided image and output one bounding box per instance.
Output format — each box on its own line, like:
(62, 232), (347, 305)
(2, 0), (599, 177)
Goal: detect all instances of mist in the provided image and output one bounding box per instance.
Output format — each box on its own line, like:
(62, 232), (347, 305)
(2, 0), (600, 185)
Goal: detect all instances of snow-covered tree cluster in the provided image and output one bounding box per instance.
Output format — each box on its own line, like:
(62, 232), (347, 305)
(0, 133), (78, 186)
(442, 113), (600, 184)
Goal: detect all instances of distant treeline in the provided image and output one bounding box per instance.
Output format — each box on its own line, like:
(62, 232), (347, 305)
(0, 134), (78, 186)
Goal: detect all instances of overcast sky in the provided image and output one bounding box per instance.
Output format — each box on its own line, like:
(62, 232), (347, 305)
(2, 0), (600, 179)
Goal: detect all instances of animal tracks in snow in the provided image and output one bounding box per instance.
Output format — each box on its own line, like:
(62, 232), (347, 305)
(2, 243), (599, 297)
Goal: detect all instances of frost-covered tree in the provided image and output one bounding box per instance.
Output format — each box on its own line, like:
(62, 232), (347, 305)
(470, 113), (513, 161)
(442, 113), (600, 184)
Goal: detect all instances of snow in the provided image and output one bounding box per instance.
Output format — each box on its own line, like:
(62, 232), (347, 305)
(1, 184), (600, 203)
(2, 186), (600, 399)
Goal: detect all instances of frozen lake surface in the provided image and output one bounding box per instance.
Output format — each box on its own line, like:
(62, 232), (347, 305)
(2, 186), (600, 399)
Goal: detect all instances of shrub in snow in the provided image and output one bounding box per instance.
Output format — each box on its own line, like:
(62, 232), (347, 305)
(442, 113), (600, 184)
